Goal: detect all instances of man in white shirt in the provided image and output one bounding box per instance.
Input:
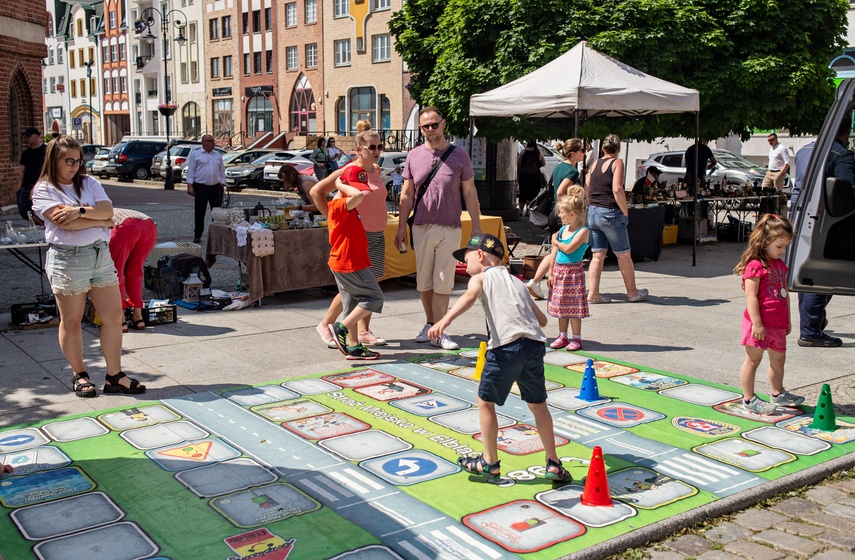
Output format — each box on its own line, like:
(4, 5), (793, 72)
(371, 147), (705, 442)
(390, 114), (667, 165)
(762, 133), (791, 191)
(186, 134), (226, 243)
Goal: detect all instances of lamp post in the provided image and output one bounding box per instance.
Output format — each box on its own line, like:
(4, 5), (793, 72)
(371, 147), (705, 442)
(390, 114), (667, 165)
(135, 7), (187, 190)
(83, 59), (94, 144)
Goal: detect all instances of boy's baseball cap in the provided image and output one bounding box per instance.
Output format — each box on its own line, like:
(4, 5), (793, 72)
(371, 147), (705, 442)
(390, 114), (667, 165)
(453, 233), (505, 262)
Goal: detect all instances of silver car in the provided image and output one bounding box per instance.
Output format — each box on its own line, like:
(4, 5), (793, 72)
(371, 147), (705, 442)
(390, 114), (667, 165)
(90, 148), (111, 176)
(157, 144), (223, 181)
(636, 149), (773, 189)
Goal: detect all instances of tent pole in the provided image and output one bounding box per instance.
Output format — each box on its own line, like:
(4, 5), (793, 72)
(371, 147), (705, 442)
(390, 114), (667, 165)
(468, 117), (475, 160)
(574, 111), (579, 137)
(692, 111), (699, 267)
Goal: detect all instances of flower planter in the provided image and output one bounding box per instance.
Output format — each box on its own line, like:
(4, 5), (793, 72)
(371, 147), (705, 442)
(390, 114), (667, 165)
(158, 107), (177, 117)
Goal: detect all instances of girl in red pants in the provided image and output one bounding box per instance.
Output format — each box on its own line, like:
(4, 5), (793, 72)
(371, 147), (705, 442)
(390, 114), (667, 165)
(109, 209), (158, 330)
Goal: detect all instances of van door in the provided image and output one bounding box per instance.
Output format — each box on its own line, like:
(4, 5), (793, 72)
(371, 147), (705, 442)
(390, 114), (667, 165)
(787, 79), (855, 296)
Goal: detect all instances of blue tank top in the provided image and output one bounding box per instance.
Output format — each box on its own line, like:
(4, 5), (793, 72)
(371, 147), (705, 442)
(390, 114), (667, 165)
(555, 225), (589, 264)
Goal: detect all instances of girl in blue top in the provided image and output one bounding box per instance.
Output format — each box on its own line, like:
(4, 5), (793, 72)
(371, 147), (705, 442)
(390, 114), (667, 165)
(547, 186), (590, 351)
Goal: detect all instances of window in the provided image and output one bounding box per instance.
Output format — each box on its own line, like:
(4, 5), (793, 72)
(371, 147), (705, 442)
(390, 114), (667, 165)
(265, 7), (271, 30)
(209, 19), (218, 39)
(380, 94), (390, 129)
(336, 97), (345, 133)
(119, 44), (126, 60)
(121, 76), (127, 93)
(112, 77), (118, 94)
(305, 43), (317, 68)
(70, 52), (75, 68)
(243, 53), (250, 75)
(266, 49), (273, 72)
(242, 12), (248, 34)
(349, 86), (376, 131)
(78, 49), (84, 66)
(191, 61), (198, 81)
(80, 79), (86, 97)
(103, 45), (110, 62)
(91, 77), (96, 95)
(220, 55), (232, 77)
(372, 34), (390, 62)
(252, 10), (260, 32)
(43, 78), (47, 94)
(286, 46), (297, 70)
(211, 57), (220, 78)
(305, 0), (316, 22)
(285, 3), (296, 26)
(189, 22), (197, 43)
(70, 80), (77, 97)
(222, 15), (231, 37)
(109, 11), (116, 29)
(48, 48), (54, 65)
(88, 47), (94, 62)
(334, 39), (350, 66)
(49, 77), (55, 93)
(333, 0), (348, 17)
(289, 75), (316, 133)
(76, 19), (83, 36)
(374, 0), (390, 9)
(182, 102), (201, 137)
(253, 51), (262, 74)
(111, 44), (118, 62)
(57, 47), (63, 64)
(213, 98), (233, 138)
(181, 62), (188, 82)
(104, 77), (110, 94)
(247, 96), (273, 136)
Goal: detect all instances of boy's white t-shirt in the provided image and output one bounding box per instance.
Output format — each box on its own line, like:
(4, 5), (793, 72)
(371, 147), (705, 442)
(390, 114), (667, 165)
(32, 175), (112, 246)
(479, 266), (547, 349)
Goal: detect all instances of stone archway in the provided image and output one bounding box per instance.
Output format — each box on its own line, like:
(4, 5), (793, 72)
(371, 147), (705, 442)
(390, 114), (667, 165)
(9, 66), (36, 162)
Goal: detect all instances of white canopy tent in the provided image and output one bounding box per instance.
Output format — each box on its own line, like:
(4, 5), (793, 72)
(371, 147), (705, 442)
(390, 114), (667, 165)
(469, 40), (703, 264)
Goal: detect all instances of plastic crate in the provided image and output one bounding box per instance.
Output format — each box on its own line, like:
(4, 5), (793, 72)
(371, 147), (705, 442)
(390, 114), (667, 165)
(11, 301), (58, 325)
(142, 303), (178, 326)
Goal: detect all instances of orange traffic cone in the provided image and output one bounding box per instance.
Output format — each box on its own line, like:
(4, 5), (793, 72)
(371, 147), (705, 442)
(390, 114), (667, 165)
(581, 446), (614, 507)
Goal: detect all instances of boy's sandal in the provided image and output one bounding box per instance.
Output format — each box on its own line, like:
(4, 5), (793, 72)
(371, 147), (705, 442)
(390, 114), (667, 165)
(72, 372), (97, 398)
(587, 295), (612, 304)
(121, 321), (129, 333)
(103, 371), (146, 395)
(458, 454), (501, 483)
(545, 458), (573, 483)
(132, 319), (146, 330)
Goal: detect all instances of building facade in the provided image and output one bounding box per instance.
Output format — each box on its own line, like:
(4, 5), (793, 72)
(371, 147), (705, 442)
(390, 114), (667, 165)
(101, 0), (130, 145)
(205, 0), (241, 145)
(237, 0), (278, 144)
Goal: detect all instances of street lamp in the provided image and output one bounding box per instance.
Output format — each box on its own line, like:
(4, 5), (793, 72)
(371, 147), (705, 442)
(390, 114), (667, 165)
(83, 59), (95, 144)
(135, 7), (187, 190)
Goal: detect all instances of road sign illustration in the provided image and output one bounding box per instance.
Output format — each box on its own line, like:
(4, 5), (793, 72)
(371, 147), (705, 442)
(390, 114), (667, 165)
(361, 450), (458, 486)
(577, 403), (665, 428)
(0, 429), (48, 453)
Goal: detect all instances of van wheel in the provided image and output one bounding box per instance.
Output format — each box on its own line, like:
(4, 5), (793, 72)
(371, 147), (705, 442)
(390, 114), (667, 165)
(134, 166), (151, 181)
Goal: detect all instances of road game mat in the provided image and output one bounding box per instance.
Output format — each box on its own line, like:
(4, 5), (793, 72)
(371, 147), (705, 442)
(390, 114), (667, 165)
(1, 350), (853, 560)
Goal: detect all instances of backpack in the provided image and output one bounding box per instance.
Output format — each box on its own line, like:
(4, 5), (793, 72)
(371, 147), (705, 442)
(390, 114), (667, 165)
(521, 151), (540, 175)
(528, 175), (555, 227)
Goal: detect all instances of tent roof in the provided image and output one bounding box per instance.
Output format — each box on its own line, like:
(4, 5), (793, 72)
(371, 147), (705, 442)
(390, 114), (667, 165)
(469, 41), (699, 119)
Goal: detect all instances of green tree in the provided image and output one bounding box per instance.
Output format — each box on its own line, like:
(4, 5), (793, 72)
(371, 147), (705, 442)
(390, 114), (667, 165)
(389, 0), (848, 141)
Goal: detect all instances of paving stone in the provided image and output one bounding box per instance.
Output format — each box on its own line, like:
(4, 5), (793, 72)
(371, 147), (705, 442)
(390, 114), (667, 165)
(776, 521), (826, 537)
(733, 509), (787, 531)
(667, 534), (713, 556)
(752, 529), (823, 556)
(828, 478), (855, 494)
(825, 503), (855, 520)
(820, 532), (855, 552)
(705, 522), (751, 544)
(725, 540), (785, 560)
(803, 512), (855, 532)
(807, 487), (850, 505)
(840, 498), (855, 508)
(698, 551), (743, 560)
(812, 550), (855, 560)
(649, 551), (686, 560)
(770, 496), (820, 518)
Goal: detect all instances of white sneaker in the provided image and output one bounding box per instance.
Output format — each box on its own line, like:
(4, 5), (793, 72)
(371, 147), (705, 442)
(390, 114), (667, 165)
(415, 323), (431, 343)
(359, 330), (387, 346)
(431, 334), (459, 350)
(526, 279), (545, 299)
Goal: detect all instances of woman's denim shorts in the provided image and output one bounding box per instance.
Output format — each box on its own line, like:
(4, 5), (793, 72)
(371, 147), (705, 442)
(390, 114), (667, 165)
(588, 206), (631, 254)
(46, 241), (118, 296)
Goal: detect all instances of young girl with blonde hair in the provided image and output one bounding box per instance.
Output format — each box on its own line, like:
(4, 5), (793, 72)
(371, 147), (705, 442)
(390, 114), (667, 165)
(547, 186), (590, 351)
(734, 213), (803, 414)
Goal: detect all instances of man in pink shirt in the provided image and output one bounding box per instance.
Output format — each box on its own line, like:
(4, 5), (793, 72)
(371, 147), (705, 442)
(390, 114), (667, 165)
(395, 106), (482, 350)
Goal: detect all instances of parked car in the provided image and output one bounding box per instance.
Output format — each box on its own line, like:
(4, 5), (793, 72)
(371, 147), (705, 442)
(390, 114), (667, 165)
(223, 148), (280, 167)
(156, 144), (226, 181)
(261, 150), (316, 189)
(103, 140), (168, 181)
(225, 152), (291, 190)
(788, 78), (855, 297)
(636, 149), (777, 191)
(81, 144), (107, 162)
(535, 142), (566, 183)
(375, 151), (408, 190)
(88, 148), (110, 175)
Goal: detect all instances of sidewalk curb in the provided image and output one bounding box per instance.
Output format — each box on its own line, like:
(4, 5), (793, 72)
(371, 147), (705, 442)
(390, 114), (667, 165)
(563, 451), (855, 560)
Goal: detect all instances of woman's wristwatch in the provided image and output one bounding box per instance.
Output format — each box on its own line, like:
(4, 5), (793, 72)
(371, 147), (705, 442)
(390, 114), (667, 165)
(78, 207), (86, 215)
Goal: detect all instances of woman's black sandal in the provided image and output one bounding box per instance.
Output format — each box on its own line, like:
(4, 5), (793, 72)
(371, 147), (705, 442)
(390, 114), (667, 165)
(545, 458), (573, 482)
(72, 372), (97, 398)
(458, 454), (501, 483)
(132, 319), (146, 330)
(103, 371), (146, 395)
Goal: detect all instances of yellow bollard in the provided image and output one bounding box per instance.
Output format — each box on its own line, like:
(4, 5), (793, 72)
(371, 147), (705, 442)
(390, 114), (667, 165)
(473, 341), (487, 380)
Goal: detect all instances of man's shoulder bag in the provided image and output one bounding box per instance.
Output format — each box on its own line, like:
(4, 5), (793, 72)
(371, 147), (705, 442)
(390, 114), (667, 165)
(407, 145), (456, 248)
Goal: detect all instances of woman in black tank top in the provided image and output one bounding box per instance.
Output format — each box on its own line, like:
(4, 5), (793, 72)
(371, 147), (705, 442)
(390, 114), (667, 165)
(585, 134), (648, 304)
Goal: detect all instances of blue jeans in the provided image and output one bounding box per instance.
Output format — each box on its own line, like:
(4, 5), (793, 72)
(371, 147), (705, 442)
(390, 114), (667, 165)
(798, 292), (832, 339)
(588, 206), (631, 254)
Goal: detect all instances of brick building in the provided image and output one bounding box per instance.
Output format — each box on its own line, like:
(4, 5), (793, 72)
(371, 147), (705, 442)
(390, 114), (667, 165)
(1, 0), (48, 206)
(205, 0), (241, 147)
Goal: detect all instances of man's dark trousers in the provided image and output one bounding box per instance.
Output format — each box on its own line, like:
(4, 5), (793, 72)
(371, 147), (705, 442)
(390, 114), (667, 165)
(193, 183), (224, 240)
(798, 292), (832, 339)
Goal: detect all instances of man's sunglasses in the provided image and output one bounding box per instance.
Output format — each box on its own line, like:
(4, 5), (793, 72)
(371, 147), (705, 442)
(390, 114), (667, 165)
(420, 121), (442, 131)
(359, 144), (384, 152)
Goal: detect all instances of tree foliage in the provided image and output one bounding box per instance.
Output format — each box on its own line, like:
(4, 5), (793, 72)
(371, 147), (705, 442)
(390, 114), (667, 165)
(389, 0), (849, 142)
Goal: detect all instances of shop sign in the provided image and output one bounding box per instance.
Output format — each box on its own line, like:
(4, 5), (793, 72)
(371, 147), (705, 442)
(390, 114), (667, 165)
(245, 85), (273, 97)
(212, 87), (232, 97)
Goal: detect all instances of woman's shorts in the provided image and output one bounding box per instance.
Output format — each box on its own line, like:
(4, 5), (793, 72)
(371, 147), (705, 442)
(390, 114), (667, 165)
(588, 206), (631, 254)
(741, 316), (787, 353)
(46, 240), (118, 296)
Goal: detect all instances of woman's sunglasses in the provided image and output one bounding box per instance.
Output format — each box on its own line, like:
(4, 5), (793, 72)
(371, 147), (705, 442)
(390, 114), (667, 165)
(359, 145), (384, 152)
(64, 158), (85, 167)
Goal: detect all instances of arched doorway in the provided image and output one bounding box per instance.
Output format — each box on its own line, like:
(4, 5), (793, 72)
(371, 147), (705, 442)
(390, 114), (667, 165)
(289, 75), (315, 134)
(246, 96), (273, 136)
(182, 101), (201, 138)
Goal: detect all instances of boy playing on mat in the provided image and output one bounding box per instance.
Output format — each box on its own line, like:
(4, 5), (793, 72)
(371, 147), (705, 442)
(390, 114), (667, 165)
(428, 234), (572, 484)
(311, 166), (384, 360)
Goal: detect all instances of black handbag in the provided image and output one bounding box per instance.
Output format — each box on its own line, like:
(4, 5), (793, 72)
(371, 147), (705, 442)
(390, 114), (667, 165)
(406, 145), (456, 248)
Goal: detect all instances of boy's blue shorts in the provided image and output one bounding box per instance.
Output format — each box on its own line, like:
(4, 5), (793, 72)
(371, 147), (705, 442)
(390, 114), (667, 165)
(477, 337), (547, 406)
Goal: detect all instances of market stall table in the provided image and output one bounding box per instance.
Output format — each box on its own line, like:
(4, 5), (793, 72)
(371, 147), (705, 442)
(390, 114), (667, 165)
(205, 212), (507, 305)
(2, 242), (48, 299)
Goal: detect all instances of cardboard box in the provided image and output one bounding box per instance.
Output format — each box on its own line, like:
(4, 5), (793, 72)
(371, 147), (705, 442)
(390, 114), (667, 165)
(145, 242), (201, 268)
(662, 225), (678, 245)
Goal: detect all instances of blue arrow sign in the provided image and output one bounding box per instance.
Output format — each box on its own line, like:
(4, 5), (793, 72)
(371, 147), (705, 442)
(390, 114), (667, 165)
(382, 457), (437, 477)
(0, 435), (35, 447)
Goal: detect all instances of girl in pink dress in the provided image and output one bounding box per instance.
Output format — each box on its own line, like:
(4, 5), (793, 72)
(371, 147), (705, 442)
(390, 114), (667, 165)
(734, 214), (803, 415)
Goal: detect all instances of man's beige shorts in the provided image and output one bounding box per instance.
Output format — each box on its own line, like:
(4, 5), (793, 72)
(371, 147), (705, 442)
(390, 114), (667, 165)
(412, 223), (461, 294)
(762, 169), (786, 190)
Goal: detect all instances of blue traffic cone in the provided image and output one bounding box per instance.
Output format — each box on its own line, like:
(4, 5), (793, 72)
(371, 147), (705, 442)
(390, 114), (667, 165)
(578, 359), (601, 401)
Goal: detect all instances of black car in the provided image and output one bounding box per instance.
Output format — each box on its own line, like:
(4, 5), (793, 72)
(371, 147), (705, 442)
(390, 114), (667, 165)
(103, 140), (168, 181)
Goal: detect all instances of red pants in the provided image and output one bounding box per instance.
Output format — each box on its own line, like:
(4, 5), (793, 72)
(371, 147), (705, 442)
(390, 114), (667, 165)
(109, 218), (158, 309)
